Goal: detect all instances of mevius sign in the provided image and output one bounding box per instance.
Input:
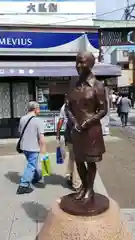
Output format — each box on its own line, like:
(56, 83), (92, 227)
(0, 37), (32, 47)
(0, 31), (99, 50)
(0, 31), (84, 48)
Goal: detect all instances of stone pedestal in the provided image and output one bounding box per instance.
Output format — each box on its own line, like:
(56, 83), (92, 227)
(38, 198), (132, 240)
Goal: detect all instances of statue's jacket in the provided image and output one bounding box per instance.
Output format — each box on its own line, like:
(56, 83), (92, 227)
(68, 74), (107, 161)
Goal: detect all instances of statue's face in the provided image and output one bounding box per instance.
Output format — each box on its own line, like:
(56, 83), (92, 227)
(76, 53), (94, 76)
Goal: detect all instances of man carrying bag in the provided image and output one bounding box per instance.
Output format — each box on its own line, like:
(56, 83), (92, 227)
(16, 101), (46, 195)
(56, 96), (81, 190)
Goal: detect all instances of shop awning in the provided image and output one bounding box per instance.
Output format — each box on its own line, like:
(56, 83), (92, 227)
(0, 61), (121, 77)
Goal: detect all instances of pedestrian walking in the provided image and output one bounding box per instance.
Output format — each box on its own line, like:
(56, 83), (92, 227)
(130, 92), (134, 108)
(111, 92), (117, 109)
(16, 101), (46, 195)
(56, 96), (81, 191)
(120, 93), (131, 127)
(116, 93), (122, 117)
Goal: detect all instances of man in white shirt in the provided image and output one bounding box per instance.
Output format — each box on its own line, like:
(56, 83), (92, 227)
(111, 93), (117, 109)
(56, 96), (81, 190)
(116, 93), (122, 117)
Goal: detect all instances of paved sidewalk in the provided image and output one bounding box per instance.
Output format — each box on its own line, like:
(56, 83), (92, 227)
(0, 152), (109, 240)
(0, 135), (122, 156)
(100, 127), (135, 239)
(110, 108), (135, 128)
(0, 135), (56, 145)
(0, 134), (135, 239)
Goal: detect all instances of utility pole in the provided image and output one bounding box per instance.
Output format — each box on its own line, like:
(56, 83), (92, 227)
(123, 0), (135, 20)
(124, 0), (130, 19)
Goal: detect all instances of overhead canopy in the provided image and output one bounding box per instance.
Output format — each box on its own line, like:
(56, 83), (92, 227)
(93, 63), (121, 77)
(0, 61), (121, 77)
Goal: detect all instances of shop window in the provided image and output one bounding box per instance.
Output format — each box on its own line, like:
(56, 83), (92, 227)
(0, 83), (11, 118)
(36, 77), (69, 113)
(12, 83), (29, 117)
(49, 94), (65, 111)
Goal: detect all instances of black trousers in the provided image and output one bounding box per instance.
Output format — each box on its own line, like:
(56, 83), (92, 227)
(120, 112), (128, 126)
(112, 102), (116, 109)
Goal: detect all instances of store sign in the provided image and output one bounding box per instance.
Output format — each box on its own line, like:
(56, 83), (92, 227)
(0, 68), (35, 76)
(0, 69), (4, 74)
(42, 115), (55, 132)
(0, 1), (96, 14)
(0, 31), (99, 49)
(0, 67), (76, 76)
(26, 2), (57, 13)
(0, 37), (32, 47)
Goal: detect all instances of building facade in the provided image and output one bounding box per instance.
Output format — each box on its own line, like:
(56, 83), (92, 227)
(0, 25), (99, 138)
(111, 48), (135, 97)
(0, 6), (125, 138)
(111, 49), (130, 87)
(0, 0), (98, 138)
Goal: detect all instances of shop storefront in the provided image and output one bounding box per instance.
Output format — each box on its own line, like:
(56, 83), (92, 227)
(0, 26), (99, 138)
(0, 62), (121, 138)
(35, 75), (70, 133)
(0, 26), (121, 138)
(0, 74), (70, 137)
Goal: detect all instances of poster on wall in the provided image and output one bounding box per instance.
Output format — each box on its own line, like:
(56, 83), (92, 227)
(36, 86), (49, 112)
(41, 114), (55, 132)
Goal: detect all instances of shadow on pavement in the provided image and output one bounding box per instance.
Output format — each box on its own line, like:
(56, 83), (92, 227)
(22, 202), (49, 223)
(44, 173), (70, 189)
(34, 181), (46, 189)
(4, 172), (70, 190)
(128, 116), (135, 126)
(5, 171), (20, 184)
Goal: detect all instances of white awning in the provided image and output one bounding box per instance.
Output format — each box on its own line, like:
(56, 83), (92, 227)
(0, 61), (121, 77)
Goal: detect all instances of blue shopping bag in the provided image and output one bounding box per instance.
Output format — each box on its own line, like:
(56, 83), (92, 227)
(56, 145), (64, 164)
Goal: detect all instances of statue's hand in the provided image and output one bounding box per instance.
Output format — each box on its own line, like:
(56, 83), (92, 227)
(74, 124), (81, 133)
(81, 120), (89, 130)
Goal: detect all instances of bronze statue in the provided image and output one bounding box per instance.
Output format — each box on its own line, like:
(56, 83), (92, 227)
(60, 52), (109, 216)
